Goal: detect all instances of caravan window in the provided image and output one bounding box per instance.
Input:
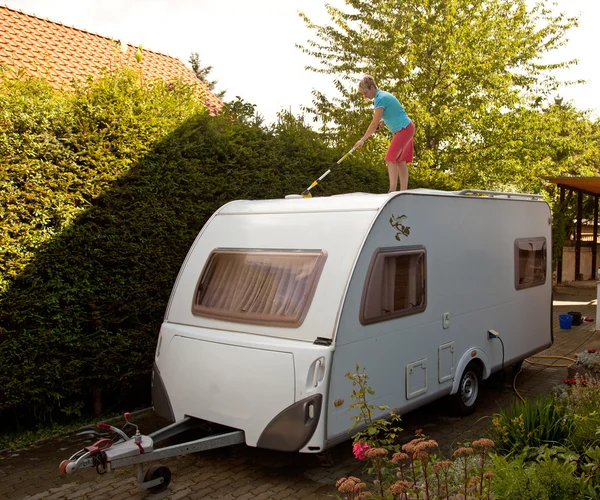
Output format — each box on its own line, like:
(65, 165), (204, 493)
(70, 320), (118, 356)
(192, 249), (327, 328)
(360, 247), (427, 325)
(515, 238), (547, 289)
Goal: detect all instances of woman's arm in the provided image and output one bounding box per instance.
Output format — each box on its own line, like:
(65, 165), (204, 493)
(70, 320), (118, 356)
(354, 107), (384, 149)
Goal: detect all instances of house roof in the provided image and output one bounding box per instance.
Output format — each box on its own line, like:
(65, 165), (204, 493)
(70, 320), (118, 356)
(545, 177), (600, 197)
(0, 5), (222, 114)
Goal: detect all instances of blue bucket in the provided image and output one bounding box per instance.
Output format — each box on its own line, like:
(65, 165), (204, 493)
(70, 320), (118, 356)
(559, 314), (573, 330)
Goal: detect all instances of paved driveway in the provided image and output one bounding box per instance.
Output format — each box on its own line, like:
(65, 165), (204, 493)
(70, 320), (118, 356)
(1, 288), (599, 500)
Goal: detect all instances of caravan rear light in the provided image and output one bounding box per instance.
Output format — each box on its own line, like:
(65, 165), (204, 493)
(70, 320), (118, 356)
(257, 394), (323, 452)
(151, 363), (175, 423)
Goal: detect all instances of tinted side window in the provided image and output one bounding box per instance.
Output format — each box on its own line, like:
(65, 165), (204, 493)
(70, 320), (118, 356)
(360, 247), (427, 325)
(193, 249), (327, 327)
(515, 238), (547, 290)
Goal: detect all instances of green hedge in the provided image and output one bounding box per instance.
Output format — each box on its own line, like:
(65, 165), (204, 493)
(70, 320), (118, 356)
(0, 68), (387, 428)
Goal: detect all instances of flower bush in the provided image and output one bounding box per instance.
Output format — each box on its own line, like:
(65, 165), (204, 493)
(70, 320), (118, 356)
(575, 350), (600, 372)
(564, 376), (588, 387)
(561, 376), (600, 451)
(338, 366), (495, 500)
(339, 366), (600, 499)
(337, 432), (495, 500)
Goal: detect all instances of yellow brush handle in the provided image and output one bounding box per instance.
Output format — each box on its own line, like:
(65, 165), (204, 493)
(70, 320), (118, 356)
(336, 150), (354, 164)
(300, 147), (357, 196)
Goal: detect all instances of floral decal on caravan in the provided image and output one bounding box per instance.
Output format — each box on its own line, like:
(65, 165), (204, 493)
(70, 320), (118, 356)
(389, 214), (410, 241)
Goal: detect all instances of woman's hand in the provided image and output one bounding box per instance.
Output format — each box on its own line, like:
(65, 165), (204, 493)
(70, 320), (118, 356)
(354, 138), (365, 150)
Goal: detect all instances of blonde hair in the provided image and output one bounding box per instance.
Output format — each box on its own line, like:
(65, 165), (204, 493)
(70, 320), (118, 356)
(358, 75), (377, 93)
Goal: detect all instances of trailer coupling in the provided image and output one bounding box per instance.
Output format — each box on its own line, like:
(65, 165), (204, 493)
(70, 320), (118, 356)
(59, 413), (245, 493)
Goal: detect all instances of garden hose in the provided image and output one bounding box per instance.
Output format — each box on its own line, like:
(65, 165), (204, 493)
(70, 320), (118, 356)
(513, 369), (526, 403)
(524, 354), (576, 368)
(510, 318), (598, 403)
(513, 355), (582, 403)
(527, 355), (577, 364)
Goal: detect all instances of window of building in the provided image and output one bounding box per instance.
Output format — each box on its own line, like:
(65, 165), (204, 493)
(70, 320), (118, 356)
(192, 249), (327, 327)
(360, 247), (427, 325)
(515, 237), (547, 289)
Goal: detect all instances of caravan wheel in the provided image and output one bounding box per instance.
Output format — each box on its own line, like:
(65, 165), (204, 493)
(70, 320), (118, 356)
(144, 465), (171, 493)
(450, 363), (481, 416)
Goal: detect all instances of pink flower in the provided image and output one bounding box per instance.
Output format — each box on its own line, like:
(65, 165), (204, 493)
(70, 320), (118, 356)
(352, 441), (371, 460)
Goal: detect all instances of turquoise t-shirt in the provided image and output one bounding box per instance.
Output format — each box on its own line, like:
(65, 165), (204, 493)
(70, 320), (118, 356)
(374, 89), (410, 134)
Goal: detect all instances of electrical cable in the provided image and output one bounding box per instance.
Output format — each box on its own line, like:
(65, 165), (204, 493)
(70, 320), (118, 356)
(497, 336), (506, 390)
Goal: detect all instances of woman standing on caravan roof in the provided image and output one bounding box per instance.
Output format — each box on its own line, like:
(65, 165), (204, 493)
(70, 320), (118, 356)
(354, 75), (415, 192)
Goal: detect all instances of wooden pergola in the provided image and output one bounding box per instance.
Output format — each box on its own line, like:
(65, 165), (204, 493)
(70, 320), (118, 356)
(545, 177), (600, 283)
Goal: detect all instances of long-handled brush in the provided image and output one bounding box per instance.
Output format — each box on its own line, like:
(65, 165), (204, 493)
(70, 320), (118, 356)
(300, 147), (357, 198)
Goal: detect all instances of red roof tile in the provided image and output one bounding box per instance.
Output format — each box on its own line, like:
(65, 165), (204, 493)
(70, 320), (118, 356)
(0, 5), (222, 114)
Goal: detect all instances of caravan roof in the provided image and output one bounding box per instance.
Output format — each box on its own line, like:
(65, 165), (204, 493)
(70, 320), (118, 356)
(217, 189), (542, 216)
(217, 190), (452, 216)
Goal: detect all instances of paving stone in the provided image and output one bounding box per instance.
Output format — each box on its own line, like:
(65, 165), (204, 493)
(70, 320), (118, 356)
(189, 486), (215, 499)
(2, 291), (598, 499)
(169, 487), (193, 500)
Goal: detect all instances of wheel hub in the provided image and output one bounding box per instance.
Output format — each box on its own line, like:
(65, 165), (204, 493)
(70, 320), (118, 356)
(460, 372), (478, 406)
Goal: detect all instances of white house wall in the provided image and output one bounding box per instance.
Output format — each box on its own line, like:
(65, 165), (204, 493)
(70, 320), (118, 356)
(561, 246), (600, 282)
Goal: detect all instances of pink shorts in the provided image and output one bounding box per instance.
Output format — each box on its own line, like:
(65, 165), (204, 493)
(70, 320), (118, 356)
(385, 121), (415, 163)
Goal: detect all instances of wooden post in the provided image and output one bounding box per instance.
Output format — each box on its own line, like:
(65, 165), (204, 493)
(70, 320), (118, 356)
(557, 186), (565, 284)
(594, 196), (599, 280)
(575, 191), (583, 281)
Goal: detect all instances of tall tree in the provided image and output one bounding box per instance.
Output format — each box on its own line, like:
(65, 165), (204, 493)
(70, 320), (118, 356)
(298, 0), (581, 190)
(189, 52), (225, 100)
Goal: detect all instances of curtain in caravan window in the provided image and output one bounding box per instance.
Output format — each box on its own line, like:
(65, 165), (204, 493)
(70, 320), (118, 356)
(515, 238), (546, 289)
(360, 247), (427, 325)
(392, 253), (425, 310)
(193, 249), (327, 327)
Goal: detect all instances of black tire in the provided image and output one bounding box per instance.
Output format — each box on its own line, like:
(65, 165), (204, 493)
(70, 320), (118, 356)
(144, 465), (171, 493)
(450, 363), (481, 416)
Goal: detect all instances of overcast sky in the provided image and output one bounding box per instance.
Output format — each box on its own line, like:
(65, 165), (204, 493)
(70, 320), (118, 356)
(3, 0), (599, 124)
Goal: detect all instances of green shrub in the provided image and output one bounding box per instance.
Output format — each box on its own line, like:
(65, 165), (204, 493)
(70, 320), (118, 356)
(491, 395), (575, 455)
(491, 451), (586, 499)
(560, 377), (600, 451)
(0, 67), (207, 425)
(0, 68), (388, 430)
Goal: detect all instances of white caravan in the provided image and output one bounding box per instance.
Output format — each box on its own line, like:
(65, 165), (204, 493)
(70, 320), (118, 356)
(151, 189), (552, 453)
